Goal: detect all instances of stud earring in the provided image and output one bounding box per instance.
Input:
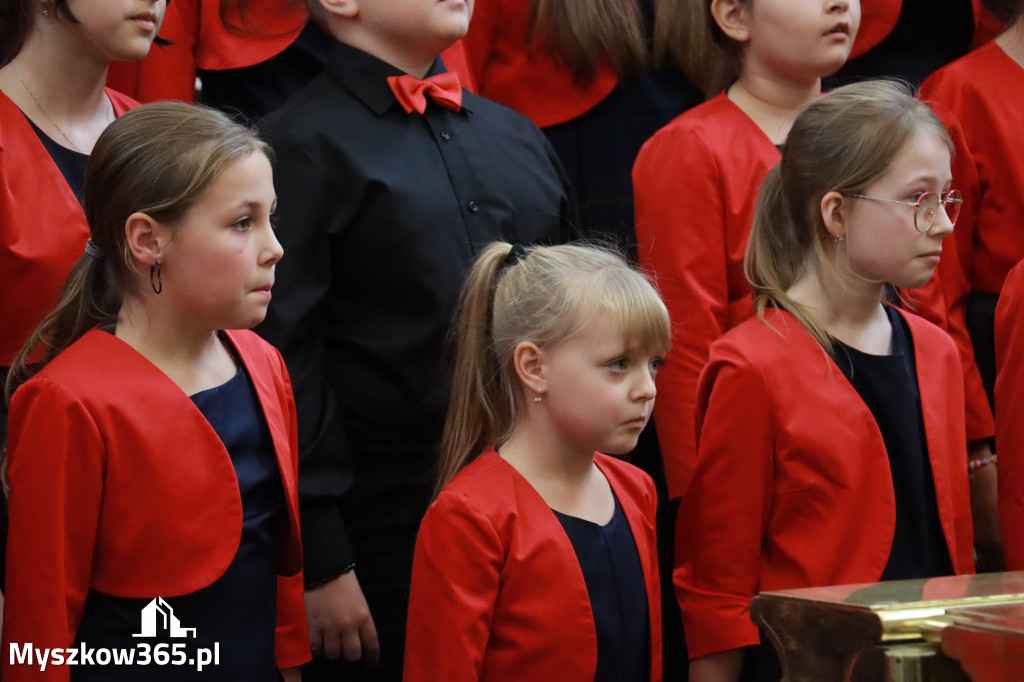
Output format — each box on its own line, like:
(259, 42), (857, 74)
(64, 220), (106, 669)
(832, 233), (846, 243)
(533, 396), (542, 403)
(150, 261), (162, 294)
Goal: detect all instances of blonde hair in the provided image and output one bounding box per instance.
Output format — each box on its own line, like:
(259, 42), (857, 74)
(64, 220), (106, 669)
(527, 0), (649, 85)
(745, 80), (952, 348)
(654, 0), (746, 94)
(437, 242), (671, 495)
(5, 102), (270, 401)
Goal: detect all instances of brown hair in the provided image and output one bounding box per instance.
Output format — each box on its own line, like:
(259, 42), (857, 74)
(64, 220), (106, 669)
(745, 80), (952, 348)
(983, 0), (1024, 23)
(0, 0), (75, 66)
(436, 242), (670, 496)
(5, 102), (270, 401)
(654, 0), (746, 94)
(527, 0), (648, 85)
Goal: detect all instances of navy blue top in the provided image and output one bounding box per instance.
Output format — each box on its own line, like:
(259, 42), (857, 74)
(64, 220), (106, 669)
(26, 116), (88, 205)
(829, 306), (954, 580)
(72, 366), (286, 681)
(553, 496), (649, 682)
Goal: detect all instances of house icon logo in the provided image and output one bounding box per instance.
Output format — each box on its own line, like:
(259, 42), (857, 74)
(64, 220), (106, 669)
(132, 598), (197, 639)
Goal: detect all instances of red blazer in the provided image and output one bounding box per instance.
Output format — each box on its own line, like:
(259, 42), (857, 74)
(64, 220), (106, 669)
(107, 1), (477, 103)
(1, 329), (309, 679)
(461, 0), (618, 128)
(632, 92), (779, 499)
(404, 450), (663, 682)
(676, 308), (975, 659)
(0, 89), (136, 365)
(994, 261), (1024, 570)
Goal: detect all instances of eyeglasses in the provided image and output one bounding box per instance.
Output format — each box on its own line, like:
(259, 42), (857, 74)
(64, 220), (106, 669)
(847, 189), (963, 232)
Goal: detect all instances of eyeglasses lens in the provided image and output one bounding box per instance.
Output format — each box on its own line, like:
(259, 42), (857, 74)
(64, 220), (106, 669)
(915, 191), (961, 231)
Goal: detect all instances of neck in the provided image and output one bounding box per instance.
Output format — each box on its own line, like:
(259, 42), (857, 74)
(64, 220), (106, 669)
(996, 18), (1024, 68)
(336, 34), (437, 77)
(786, 258), (890, 349)
(116, 295), (233, 395)
(1, 26), (110, 116)
(498, 411), (597, 487)
(728, 70), (821, 144)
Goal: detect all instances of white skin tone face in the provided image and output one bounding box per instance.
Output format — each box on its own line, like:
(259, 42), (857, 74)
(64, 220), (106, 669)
(153, 151), (283, 337)
(324, 0), (473, 76)
(839, 129), (956, 291)
(740, 0), (861, 86)
(530, 316), (663, 460)
(63, 0), (166, 63)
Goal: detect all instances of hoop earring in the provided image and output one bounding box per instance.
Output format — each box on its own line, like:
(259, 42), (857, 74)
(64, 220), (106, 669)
(150, 262), (162, 294)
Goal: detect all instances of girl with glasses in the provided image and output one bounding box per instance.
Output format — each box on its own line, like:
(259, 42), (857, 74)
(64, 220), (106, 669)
(676, 80), (975, 682)
(631, 0), (863, 506)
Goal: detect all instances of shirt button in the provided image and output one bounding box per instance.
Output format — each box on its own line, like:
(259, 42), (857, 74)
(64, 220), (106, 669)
(440, 130), (451, 141)
(468, 201), (479, 213)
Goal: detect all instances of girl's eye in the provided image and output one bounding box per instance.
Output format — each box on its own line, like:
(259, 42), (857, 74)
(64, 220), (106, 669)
(233, 217), (254, 231)
(649, 358), (665, 375)
(609, 359), (629, 371)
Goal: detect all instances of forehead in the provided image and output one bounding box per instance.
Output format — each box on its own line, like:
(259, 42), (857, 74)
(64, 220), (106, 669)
(874, 129), (952, 187)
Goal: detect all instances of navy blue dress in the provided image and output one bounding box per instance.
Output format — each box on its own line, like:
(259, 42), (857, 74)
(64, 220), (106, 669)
(553, 496), (649, 682)
(72, 366), (286, 681)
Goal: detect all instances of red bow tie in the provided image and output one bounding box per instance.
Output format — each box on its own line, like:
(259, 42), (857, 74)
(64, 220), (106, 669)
(387, 71), (463, 115)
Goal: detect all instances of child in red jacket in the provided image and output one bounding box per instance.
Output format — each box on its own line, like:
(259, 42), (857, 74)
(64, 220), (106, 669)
(2, 102), (308, 681)
(678, 81), (975, 682)
(405, 242), (670, 681)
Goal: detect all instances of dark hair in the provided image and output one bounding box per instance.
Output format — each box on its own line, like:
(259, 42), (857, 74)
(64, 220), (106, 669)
(5, 102), (271, 400)
(654, 0), (746, 94)
(0, 0), (75, 66)
(982, 0), (1024, 23)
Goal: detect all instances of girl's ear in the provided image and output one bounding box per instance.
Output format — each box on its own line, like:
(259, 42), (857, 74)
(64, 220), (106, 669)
(820, 191), (847, 241)
(711, 0), (752, 43)
(512, 341), (547, 396)
(319, 0), (359, 19)
(124, 212), (170, 267)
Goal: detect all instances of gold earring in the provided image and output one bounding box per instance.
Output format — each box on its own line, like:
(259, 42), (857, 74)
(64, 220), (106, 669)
(832, 233), (845, 243)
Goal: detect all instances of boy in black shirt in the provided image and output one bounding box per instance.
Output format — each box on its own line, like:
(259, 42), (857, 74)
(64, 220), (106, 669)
(258, 1), (573, 679)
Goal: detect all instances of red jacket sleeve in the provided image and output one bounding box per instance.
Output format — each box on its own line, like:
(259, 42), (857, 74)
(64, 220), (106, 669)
(403, 490), (503, 681)
(634, 126), (731, 499)
(994, 262), (1024, 570)
(1, 380), (106, 682)
(674, 341), (773, 659)
(274, 362), (311, 668)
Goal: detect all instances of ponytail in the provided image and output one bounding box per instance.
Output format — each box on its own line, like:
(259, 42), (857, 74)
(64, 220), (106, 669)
(745, 165), (833, 349)
(4, 250), (123, 403)
(527, 0), (648, 85)
(436, 243), (518, 497)
(654, 0), (743, 94)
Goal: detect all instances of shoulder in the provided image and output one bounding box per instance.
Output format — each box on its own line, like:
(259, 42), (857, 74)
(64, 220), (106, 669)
(11, 332), (121, 412)
(461, 91), (553, 148)
(259, 73), (351, 141)
(712, 310), (811, 364)
(920, 42), (1003, 101)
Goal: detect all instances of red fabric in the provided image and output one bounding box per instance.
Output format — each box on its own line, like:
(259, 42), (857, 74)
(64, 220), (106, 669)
(107, 1), (479, 104)
(852, 0), (902, 58)
(994, 261), (1024, 570)
(387, 72), (463, 114)
(404, 450), (662, 682)
(917, 42), (1024, 439)
(973, 0), (1007, 47)
(632, 93), (780, 499)
(106, 0), (306, 102)
(676, 308), (975, 659)
(1, 329), (309, 679)
(461, 0), (618, 128)
(0, 89), (137, 366)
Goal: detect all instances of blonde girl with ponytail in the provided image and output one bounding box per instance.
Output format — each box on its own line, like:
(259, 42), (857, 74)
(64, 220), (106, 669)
(405, 242), (670, 681)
